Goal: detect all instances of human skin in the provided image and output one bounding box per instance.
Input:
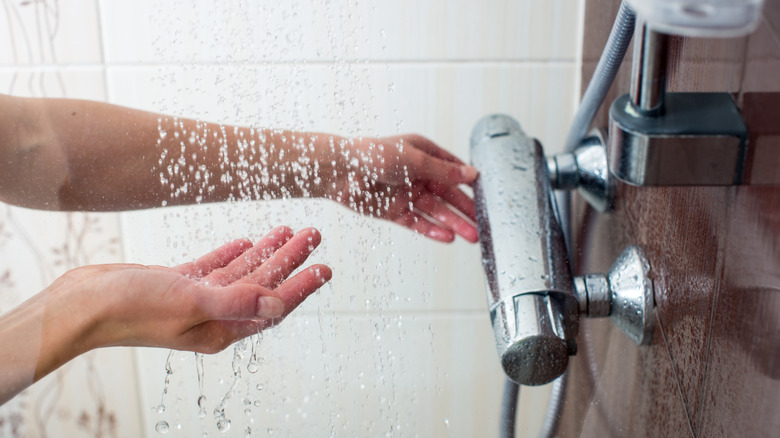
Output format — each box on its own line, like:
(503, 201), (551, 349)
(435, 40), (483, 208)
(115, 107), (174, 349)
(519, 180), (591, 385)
(0, 93), (478, 242)
(0, 226), (331, 405)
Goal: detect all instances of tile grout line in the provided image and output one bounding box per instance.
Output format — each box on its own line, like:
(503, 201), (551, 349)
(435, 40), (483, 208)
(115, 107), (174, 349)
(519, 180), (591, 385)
(693, 187), (735, 438)
(655, 310), (697, 438)
(293, 309), (488, 317)
(0, 59), (578, 70)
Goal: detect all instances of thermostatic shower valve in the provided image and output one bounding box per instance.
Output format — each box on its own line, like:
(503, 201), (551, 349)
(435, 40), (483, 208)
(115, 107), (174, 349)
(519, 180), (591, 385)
(471, 114), (654, 386)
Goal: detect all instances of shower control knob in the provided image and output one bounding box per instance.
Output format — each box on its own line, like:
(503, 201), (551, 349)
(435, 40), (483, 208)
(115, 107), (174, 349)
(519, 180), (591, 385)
(497, 293), (573, 386)
(573, 245), (654, 345)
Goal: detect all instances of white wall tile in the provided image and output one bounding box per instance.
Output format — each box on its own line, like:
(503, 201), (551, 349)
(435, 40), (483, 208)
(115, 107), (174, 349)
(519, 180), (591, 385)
(0, 67), (105, 98)
(98, 0), (580, 64)
(104, 62), (575, 160)
(132, 313), (550, 437)
(24, 348), (144, 438)
(0, 0), (102, 66)
(0, 207), (131, 438)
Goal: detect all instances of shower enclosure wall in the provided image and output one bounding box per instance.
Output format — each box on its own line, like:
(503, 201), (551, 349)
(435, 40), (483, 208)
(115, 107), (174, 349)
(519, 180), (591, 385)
(556, 0), (780, 436)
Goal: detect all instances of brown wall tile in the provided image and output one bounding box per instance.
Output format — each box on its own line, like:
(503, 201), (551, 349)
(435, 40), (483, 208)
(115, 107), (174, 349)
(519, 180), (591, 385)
(561, 1), (780, 437)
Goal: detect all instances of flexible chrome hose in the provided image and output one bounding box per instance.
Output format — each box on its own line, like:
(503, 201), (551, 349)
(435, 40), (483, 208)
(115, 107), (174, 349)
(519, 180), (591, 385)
(500, 378), (520, 438)
(564, 1), (636, 153)
(538, 370), (568, 438)
(498, 2), (636, 437)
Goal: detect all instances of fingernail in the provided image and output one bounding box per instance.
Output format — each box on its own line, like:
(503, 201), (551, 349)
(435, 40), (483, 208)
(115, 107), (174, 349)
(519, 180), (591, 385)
(460, 165), (478, 182)
(429, 228), (455, 242)
(312, 266), (333, 284)
(465, 227), (480, 243)
(256, 297), (284, 318)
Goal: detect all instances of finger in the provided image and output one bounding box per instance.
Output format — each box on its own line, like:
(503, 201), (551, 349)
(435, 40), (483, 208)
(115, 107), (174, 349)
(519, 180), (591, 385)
(215, 264), (332, 336)
(427, 182), (477, 222)
(203, 226), (294, 286)
(192, 282), (285, 321)
(184, 265), (332, 352)
(175, 238), (253, 278)
(398, 134), (465, 164)
(405, 147), (478, 186)
(413, 192), (478, 243)
(271, 264), (332, 317)
(239, 227), (322, 289)
(393, 211), (455, 243)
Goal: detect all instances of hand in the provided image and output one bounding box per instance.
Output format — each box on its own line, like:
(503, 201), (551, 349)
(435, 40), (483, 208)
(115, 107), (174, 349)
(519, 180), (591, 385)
(34, 226), (331, 378)
(322, 134), (478, 243)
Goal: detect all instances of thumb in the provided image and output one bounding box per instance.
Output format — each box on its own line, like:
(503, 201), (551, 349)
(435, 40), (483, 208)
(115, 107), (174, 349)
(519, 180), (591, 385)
(194, 283), (284, 320)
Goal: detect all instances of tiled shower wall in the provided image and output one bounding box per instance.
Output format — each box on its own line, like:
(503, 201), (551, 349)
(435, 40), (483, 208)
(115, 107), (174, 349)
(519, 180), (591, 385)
(0, 1), (582, 436)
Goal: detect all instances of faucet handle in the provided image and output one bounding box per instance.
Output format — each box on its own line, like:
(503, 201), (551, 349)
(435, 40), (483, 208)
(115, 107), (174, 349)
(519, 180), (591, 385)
(493, 294), (570, 386)
(573, 246), (655, 346)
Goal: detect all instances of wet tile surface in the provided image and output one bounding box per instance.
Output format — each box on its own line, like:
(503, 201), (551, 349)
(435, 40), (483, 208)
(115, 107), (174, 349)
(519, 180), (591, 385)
(627, 186), (730, 435)
(562, 1), (780, 436)
(698, 187), (780, 437)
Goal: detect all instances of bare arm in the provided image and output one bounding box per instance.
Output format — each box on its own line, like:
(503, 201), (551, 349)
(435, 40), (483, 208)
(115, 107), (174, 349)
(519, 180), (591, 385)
(0, 93), (478, 242)
(0, 94), (313, 210)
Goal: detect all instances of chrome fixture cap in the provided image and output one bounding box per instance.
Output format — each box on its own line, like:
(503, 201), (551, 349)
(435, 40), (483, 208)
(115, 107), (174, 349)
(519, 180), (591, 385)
(608, 245), (654, 346)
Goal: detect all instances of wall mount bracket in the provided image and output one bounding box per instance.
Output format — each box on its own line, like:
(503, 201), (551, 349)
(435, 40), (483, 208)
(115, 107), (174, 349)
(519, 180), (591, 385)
(609, 92), (748, 186)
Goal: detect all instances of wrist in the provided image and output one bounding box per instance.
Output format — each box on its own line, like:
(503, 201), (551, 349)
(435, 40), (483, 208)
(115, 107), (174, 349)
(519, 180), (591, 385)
(34, 274), (104, 379)
(309, 133), (361, 201)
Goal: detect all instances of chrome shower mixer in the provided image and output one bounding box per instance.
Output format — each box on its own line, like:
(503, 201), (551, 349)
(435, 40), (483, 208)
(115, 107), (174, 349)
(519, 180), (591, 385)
(471, 114), (654, 386)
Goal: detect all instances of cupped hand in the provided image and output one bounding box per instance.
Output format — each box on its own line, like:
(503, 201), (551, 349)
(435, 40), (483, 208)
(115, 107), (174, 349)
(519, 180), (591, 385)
(322, 134), (479, 243)
(41, 226), (331, 366)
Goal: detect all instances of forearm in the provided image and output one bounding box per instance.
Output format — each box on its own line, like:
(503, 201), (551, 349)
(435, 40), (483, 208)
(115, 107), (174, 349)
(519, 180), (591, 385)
(145, 121), (340, 207)
(0, 94), (341, 211)
(0, 287), (94, 405)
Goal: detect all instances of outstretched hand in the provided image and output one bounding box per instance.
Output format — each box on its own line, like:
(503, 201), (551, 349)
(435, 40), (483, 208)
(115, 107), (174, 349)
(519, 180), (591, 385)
(33, 226), (330, 378)
(322, 134), (479, 243)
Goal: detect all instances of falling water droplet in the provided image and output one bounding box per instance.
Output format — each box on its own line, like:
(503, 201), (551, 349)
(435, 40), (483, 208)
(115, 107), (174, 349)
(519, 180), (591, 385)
(198, 395), (207, 418)
(155, 421), (170, 434)
(216, 417), (231, 433)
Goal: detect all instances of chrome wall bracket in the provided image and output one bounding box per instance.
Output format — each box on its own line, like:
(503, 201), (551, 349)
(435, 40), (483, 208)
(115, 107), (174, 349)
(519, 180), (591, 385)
(608, 21), (750, 187)
(609, 92), (748, 186)
(471, 114), (654, 386)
